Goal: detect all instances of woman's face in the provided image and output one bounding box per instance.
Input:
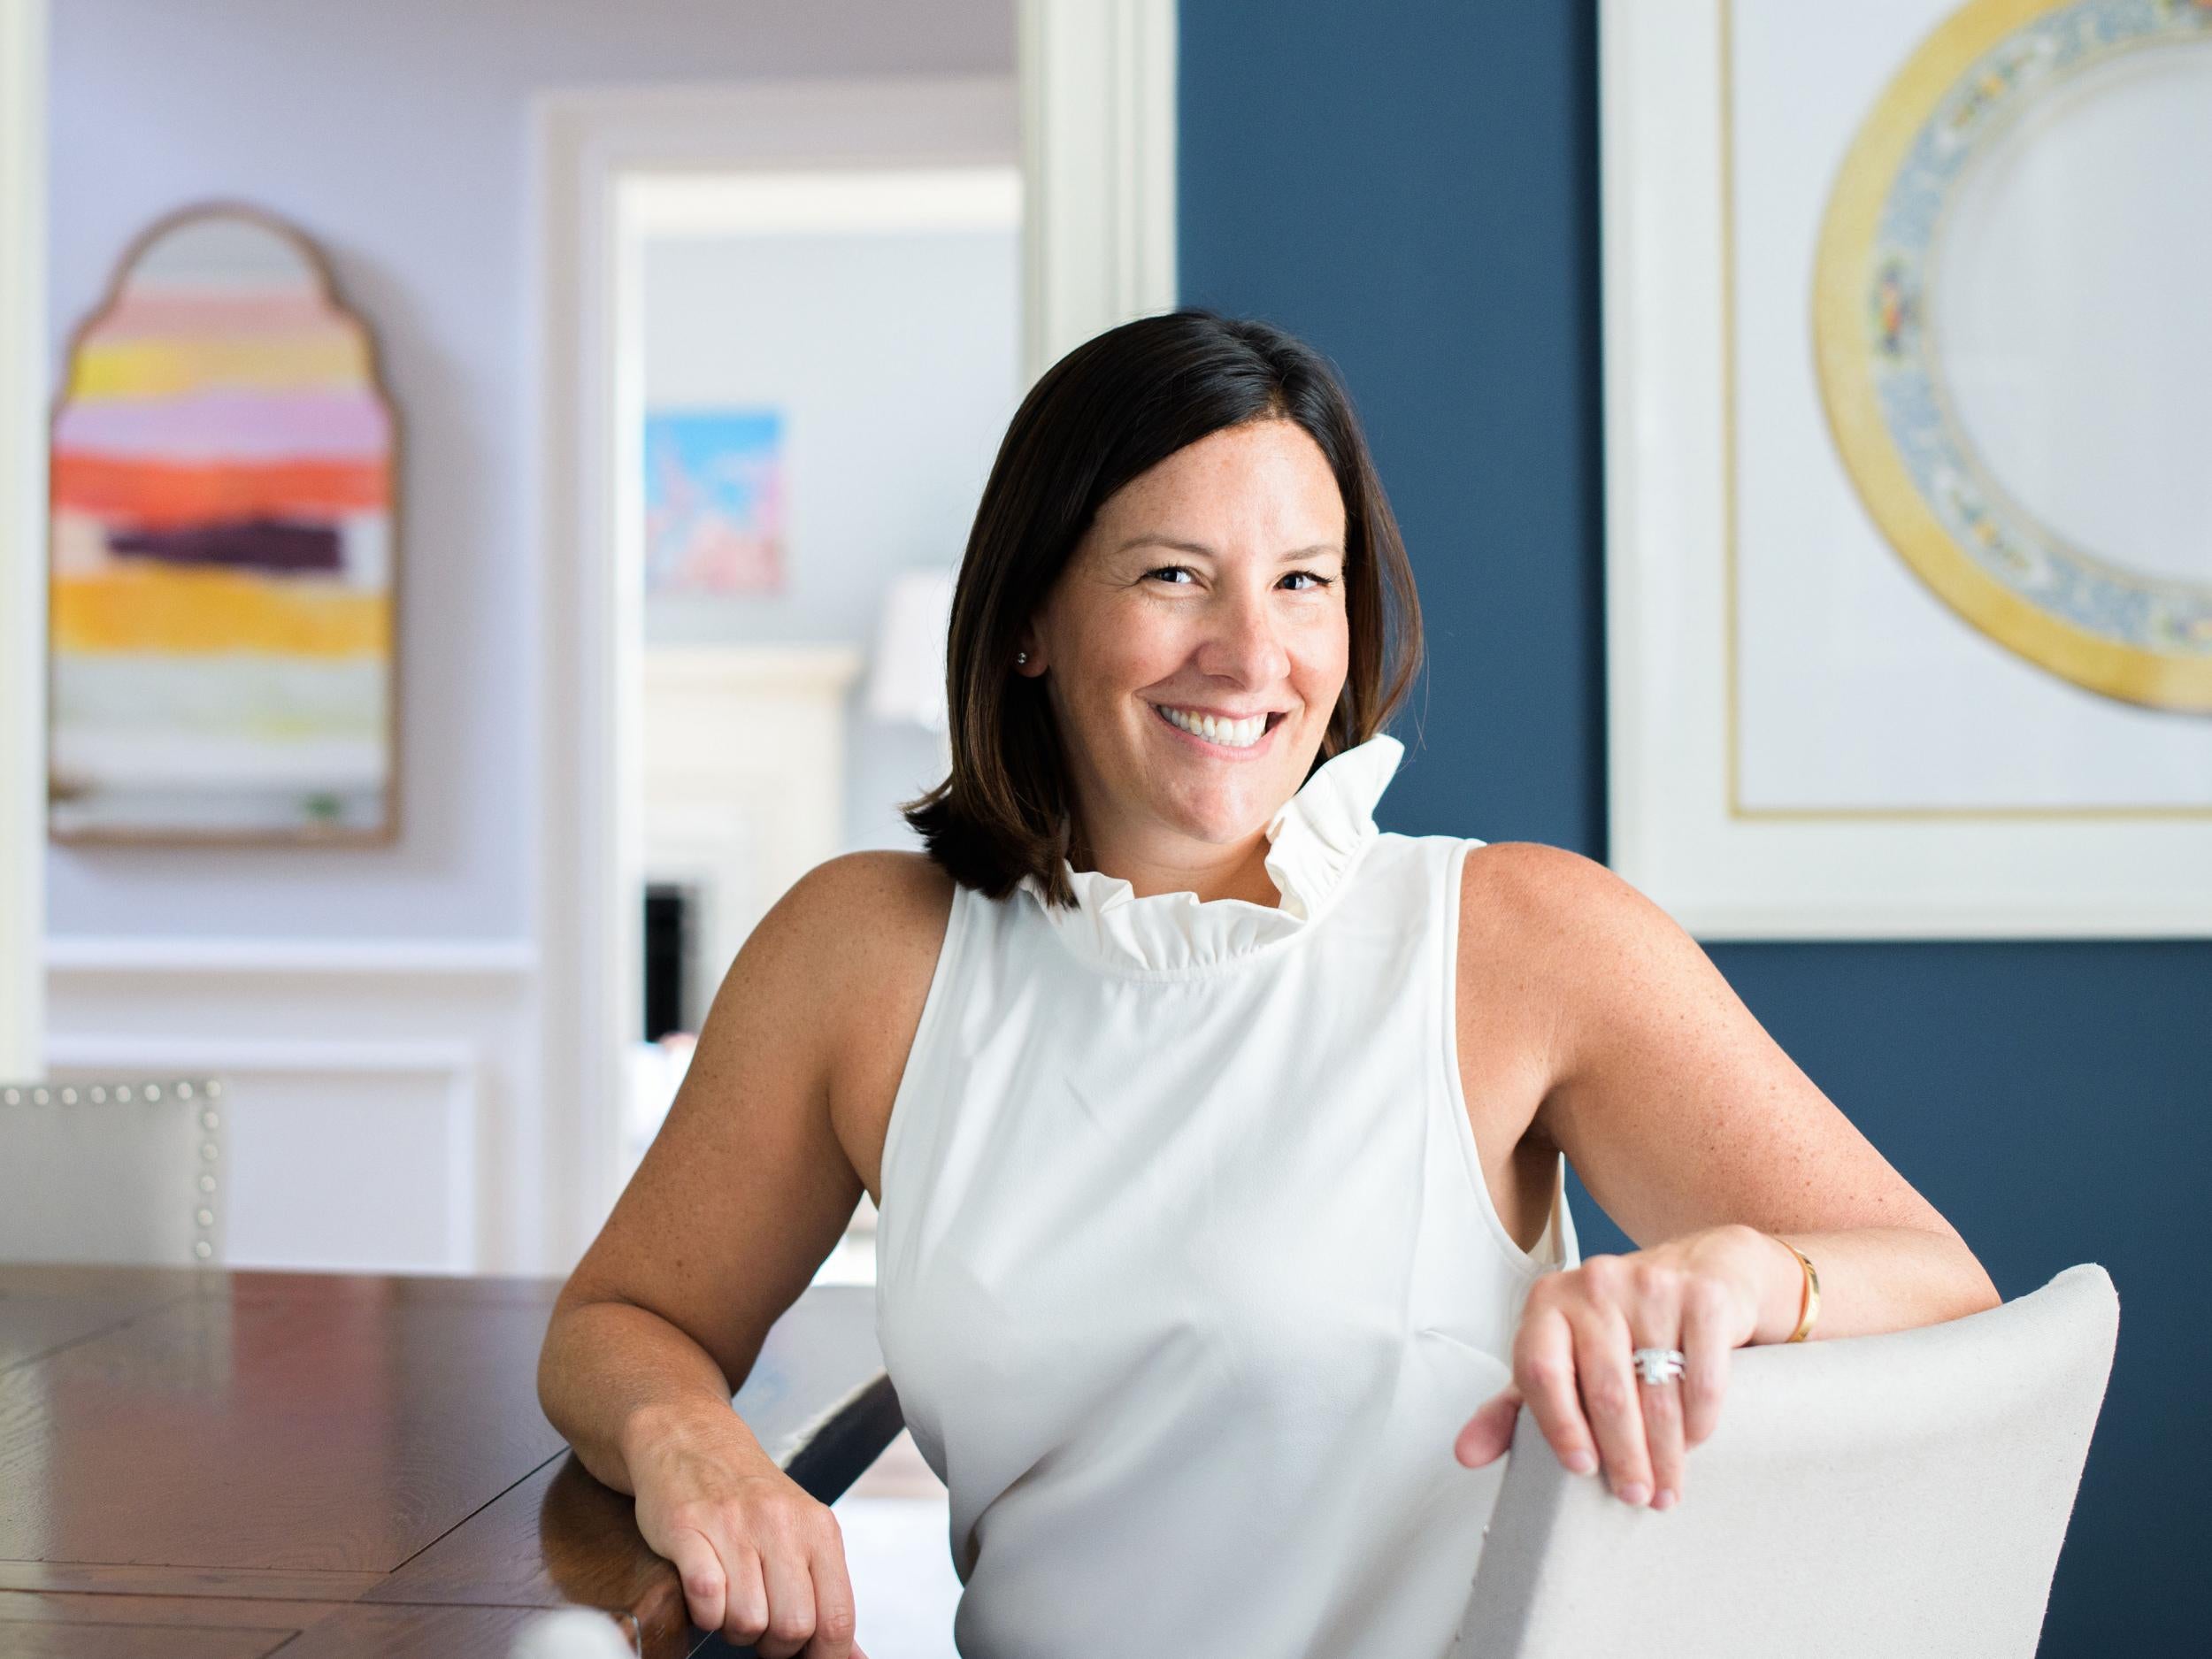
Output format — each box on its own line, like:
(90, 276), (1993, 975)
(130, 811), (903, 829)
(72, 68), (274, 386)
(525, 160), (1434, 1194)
(1016, 417), (1350, 875)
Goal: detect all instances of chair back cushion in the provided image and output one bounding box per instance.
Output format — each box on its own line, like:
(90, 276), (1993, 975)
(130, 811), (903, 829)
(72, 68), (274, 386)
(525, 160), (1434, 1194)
(0, 1078), (227, 1265)
(1452, 1263), (2119, 1658)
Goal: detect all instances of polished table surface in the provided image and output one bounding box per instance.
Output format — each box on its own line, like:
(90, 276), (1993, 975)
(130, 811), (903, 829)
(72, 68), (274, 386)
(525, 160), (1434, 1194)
(0, 1263), (902, 1657)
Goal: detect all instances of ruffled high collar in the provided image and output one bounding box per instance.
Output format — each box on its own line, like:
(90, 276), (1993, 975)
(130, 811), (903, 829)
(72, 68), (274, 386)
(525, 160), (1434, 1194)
(1016, 733), (1406, 979)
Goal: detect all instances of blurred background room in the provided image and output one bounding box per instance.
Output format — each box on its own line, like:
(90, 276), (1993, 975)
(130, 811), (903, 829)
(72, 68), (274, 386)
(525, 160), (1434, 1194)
(1, 2), (2205, 1655)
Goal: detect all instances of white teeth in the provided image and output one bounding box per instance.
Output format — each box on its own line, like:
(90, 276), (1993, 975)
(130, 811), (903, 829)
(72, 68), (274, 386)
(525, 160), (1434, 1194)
(1159, 705), (1266, 749)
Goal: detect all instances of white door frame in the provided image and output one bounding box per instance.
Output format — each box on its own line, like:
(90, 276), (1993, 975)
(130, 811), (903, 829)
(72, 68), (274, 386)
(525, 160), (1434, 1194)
(0, 0), (46, 1079)
(532, 5), (1177, 1267)
(1018, 0), (1178, 380)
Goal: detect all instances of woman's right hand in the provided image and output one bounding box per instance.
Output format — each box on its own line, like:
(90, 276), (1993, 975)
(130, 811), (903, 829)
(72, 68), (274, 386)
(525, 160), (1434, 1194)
(628, 1410), (866, 1658)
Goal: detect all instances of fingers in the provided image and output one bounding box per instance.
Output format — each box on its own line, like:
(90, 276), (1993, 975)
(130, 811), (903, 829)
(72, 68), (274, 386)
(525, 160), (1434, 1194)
(1676, 1272), (1734, 1451)
(1452, 1383), (1525, 1467)
(664, 1526), (728, 1636)
(1492, 1247), (1743, 1513)
(751, 1529), (820, 1659)
(720, 1544), (769, 1647)
(1624, 1283), (1686, 1510)
(802, 1516), (860, 1658)
(1562, 1282), (1652, 1506)
(665, 1504), (852, 1659)
(1509, 1294), (1601, 1476)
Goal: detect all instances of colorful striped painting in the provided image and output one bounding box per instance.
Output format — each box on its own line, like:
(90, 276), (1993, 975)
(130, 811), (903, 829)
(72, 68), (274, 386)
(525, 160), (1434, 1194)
(48, 205), (396, 841)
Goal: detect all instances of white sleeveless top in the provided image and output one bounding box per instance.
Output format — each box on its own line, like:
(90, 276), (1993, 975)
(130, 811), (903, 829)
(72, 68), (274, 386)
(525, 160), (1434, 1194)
(874, 732), (1578, 1656)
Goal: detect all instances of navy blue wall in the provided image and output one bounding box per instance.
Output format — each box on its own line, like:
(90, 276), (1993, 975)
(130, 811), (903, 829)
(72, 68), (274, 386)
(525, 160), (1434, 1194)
(1178, 4), (2203, 1653)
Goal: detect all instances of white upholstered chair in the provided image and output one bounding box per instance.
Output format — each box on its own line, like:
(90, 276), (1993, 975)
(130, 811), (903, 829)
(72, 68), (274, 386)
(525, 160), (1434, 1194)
(0, 1075), (228, 1265)
(1452, 1263), (2118, 1659)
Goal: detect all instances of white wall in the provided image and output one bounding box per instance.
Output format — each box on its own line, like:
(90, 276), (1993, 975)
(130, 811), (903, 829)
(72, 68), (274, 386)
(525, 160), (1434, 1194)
(41, 0), (1016, 1270)
(45, 0), (1015, 941)
(641, 224), (1022, 850)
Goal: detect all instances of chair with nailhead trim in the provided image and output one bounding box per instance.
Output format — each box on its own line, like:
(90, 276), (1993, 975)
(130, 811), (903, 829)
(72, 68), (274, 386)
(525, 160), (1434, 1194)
(0, 1076), (228, 1265)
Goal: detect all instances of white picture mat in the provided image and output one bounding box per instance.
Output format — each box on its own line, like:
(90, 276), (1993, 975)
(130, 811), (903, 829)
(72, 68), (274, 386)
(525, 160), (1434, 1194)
(1732, 2), (2212, 810)
(1601, 0), (2212, 937)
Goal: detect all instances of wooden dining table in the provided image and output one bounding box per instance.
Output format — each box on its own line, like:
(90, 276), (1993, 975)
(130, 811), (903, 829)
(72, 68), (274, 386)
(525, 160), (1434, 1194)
(0, 1262), (902, 1657)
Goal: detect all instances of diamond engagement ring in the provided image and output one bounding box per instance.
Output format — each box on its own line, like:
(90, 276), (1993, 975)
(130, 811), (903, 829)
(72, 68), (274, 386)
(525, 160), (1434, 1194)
(1632, 1347), (1686, 1386)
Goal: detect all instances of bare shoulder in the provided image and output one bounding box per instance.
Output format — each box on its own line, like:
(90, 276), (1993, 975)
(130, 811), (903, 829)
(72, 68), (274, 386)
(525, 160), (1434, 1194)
(1460, 845), (1979, 1264)
(551, 851), (952, 1372)
(1460, 839), (1672, 956)
(793, 849), (957, 1200)
(1462, 837), (1624, 904)
(1454, 841), (1686, 1119)
(1458, 838), (1704, 1016)
(794, 848), (956, 956)
(719, 848), (955, 1119)
(778, 849), (955, 1055)
(1447, 842), (1639, 1250)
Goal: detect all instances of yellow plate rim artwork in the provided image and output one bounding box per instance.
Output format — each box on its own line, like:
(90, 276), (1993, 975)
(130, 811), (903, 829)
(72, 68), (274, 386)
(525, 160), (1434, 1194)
(1811, 0), (2212, 711)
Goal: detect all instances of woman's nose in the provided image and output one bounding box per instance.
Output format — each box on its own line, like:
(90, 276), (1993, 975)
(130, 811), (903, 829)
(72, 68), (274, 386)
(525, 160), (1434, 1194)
(1197, 584), (1293, 683)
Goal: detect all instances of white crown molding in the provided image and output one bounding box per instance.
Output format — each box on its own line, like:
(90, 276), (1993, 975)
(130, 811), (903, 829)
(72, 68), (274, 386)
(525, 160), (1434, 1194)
(44, 937), (539, 978)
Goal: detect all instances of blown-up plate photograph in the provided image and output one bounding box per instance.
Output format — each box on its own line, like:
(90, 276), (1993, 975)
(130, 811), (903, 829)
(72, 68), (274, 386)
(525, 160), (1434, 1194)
(1605, 0), (2212, 937)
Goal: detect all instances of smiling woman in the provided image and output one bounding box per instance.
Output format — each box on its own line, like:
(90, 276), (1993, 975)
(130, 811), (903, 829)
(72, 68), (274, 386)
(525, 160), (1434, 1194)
(898, 308), (1423, 908)
(1010, 418), (1356, 905)
(541, 308), (2001, 1659)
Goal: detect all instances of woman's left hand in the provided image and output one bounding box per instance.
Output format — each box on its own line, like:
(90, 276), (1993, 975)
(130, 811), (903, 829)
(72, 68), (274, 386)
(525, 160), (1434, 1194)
(1451, 1223), (1776, 1511)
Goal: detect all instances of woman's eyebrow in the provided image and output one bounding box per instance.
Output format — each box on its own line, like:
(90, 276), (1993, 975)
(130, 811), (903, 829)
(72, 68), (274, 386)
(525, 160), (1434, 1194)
(1111, 534), (1343, 562)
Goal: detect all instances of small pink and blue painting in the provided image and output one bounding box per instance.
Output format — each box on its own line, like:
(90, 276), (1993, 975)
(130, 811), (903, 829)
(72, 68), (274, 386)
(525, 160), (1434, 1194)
(642, 408), (785, 595)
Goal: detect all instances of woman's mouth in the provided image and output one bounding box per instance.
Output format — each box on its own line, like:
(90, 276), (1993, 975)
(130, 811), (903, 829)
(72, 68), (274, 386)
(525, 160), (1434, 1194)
(1150, 702), (1285, 754)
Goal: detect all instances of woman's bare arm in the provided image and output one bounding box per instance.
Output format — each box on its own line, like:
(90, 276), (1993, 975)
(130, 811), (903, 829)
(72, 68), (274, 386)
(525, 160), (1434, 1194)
(536, 856), (886, 1656)
(1484, 840), (2002, 1336)
(1450, 842), (2002, 1510)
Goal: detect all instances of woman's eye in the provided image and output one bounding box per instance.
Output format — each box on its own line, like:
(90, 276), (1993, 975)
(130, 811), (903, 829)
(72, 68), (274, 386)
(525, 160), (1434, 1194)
(1145, 565), (1335, 592)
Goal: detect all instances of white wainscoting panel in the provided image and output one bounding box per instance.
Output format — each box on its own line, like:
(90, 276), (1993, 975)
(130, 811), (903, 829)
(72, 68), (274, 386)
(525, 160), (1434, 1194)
(46, 941), (538, 1273)
(42, 1037), (479, 1273)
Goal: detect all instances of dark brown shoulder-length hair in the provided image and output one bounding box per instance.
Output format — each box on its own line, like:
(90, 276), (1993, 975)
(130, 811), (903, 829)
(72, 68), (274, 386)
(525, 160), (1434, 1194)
(899, 308), (1424, 909)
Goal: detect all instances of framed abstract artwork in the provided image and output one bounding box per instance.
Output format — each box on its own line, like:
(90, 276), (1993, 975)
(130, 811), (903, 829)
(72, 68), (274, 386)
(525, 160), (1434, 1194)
(47, 202), (399, 843)
(1601, 0), (2212, 938)
(641, 406), (786, 595)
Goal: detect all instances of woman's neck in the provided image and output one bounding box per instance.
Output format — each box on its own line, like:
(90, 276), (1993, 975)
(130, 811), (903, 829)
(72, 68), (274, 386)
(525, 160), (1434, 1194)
(1068, 825), (1284, 908)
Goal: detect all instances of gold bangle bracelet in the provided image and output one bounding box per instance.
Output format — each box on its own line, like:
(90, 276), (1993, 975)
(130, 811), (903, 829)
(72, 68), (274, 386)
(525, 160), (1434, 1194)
(1782, 1239), (1820, 1343)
